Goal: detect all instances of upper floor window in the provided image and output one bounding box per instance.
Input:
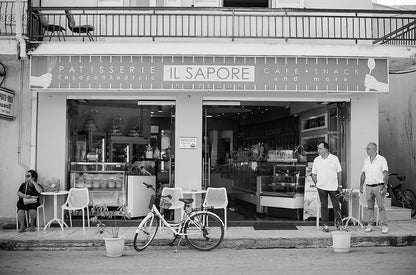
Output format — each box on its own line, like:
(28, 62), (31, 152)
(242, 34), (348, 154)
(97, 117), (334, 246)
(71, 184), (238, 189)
(223, 0), (269, 7)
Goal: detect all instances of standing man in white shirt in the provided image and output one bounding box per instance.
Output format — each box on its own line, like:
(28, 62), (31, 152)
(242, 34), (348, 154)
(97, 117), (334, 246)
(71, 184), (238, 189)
(311, 142), (342, 232)
(360, 142), (389, 234)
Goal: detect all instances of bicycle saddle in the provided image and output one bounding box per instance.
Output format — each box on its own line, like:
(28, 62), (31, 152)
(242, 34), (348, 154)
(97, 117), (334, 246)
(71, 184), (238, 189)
(397, 176), (406, 181)
(179, 198), (194, 205)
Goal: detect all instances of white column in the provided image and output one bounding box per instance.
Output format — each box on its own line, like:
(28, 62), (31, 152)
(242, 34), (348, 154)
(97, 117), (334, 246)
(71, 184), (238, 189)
(349, 95), (379, 189)
(174, 94), (203, 190)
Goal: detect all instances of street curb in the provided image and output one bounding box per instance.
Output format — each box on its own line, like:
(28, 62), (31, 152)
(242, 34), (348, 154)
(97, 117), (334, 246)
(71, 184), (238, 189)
(1, 235), (415, 251)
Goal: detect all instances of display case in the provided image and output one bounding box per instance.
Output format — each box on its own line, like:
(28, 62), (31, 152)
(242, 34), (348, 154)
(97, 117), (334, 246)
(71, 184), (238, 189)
(70, 162), (126, 207)
(109, 136), (150, 162)
(71, 131), (107, 162)
(231, 162), (258, 194)
(261, 163), (307, 197)
(301, 113), (327, 133)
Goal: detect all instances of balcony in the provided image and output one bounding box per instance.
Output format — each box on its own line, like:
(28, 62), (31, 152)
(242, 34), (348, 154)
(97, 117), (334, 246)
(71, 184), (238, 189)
(1, 3), (415, 45)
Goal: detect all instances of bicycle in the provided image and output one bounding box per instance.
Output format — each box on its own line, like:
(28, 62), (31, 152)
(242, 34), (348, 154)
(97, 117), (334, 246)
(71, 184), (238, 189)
(388, 173), (416, 217)
(133, 182), (225, 252)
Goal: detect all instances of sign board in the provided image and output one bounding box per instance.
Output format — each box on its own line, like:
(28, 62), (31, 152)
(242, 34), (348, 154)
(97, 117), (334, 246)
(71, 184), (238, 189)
(0, 88), (15, 120)
(30, 56), (388, 93)
(179, 137), (197, 149)
(303, 162), (318, 220)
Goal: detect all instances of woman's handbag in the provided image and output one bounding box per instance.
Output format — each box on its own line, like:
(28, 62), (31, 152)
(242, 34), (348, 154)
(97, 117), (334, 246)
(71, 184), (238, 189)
(23, 197), (38, 205)
(23, 183), (38, 205)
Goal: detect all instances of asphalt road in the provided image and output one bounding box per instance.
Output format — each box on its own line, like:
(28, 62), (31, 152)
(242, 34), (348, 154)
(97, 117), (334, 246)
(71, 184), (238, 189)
(0, 246), (415, 275)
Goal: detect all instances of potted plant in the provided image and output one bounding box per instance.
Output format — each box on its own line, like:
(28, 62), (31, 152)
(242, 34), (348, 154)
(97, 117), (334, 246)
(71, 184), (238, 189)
(91, 204), (130, 257)
(331, 222), (352, 253)
(331, 189), (360, 253)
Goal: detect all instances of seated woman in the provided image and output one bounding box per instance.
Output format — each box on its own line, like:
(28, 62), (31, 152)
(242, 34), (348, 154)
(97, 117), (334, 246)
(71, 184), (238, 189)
(16, 170), (43, 232)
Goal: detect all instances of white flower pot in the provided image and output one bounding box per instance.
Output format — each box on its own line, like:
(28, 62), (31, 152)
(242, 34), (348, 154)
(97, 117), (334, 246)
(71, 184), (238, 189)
(103, 237), (125, 257)
(331, 231), (351, 253)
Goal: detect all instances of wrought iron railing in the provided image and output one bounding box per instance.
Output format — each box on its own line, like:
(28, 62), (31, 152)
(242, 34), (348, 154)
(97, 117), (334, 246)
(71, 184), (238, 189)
(373, 19), (416, 45)
(0, 0), (27, 36)
(2, 4), (416, 45)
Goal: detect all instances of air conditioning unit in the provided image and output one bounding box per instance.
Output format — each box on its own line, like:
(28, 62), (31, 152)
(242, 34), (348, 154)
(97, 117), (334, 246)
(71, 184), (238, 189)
(271, 0), (305, 8)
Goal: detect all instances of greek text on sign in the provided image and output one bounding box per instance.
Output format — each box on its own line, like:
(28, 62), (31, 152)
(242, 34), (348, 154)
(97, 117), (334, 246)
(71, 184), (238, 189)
(30, 56), (388, 93)
(0, 88), (15, 120)
(179, 137), (197, 149)
(163, 65), (255, 82)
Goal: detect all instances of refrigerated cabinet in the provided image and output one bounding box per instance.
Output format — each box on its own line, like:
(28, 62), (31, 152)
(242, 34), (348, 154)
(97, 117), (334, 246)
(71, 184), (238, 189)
(69, 162), (126, 207)
(109, 136), (149, 162)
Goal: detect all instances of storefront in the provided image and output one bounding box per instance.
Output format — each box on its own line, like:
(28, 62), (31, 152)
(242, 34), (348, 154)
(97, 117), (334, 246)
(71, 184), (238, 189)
(30, 45), (388, 221)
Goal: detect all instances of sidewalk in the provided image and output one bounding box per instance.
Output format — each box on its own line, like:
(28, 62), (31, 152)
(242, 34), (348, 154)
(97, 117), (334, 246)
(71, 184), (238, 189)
(1, 219), (415, 251)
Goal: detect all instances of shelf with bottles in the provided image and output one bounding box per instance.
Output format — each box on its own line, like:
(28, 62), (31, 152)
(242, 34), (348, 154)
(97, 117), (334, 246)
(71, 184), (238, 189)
(260, 163), (306, 197)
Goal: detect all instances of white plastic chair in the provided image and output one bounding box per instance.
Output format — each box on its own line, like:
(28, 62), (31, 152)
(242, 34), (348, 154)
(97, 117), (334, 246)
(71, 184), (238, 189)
(61, 188), (90, 230)
(37, 195), (46, 231)
(16, 196), (46, 232)
(161, 187), (184, 221)
(203, 187), (228, 231)
(16, 209), (28, 232)
(359, 190), (379, 225)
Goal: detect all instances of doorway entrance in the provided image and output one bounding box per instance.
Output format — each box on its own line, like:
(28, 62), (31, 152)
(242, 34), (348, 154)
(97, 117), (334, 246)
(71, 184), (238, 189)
(202, 100), (348, 225)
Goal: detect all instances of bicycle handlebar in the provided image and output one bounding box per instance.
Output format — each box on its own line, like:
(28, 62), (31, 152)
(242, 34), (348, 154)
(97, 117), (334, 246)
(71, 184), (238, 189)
(142, 181), (155, 191)
(142, 182), (172, 200)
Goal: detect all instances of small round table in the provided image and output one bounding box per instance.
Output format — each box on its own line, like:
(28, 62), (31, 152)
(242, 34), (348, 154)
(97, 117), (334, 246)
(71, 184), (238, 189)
(41, 191), (69, 231)
(182, 189), (207, 209)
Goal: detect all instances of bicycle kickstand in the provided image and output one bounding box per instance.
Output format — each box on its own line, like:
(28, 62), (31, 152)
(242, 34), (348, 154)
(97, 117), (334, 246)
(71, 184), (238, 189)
(168, 234), (179, 247)
(174, 236), (184, 253)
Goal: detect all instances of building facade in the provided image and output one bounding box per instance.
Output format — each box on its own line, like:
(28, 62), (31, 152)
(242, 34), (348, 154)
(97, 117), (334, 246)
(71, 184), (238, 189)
(0, 0), (415, 225)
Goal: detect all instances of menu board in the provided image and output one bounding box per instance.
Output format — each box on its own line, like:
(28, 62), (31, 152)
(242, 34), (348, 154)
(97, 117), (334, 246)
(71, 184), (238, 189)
(303, 162), (319, 220)
(0, 88), (15, 120)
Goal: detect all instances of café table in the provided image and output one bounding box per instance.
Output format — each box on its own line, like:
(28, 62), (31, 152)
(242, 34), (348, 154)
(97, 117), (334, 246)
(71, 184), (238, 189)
(182, 189), (207, 209)
(41, 191), (69, 231)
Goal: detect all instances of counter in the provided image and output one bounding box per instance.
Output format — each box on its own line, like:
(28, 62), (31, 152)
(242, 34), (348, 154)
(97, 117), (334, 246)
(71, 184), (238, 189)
(213, 161), (307, 219)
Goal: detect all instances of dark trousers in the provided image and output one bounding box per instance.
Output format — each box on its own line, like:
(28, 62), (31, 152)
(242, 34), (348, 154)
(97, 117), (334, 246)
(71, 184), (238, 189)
(317, 188), (342, 226)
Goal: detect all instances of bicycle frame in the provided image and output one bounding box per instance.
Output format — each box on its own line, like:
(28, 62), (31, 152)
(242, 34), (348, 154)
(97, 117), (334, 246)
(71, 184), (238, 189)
(137, 203), (224, 238)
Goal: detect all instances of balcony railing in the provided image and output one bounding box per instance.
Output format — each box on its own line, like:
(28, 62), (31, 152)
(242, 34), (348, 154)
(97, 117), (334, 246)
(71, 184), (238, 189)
(0, 0), (27, 36)
(2, 4), (416, 45)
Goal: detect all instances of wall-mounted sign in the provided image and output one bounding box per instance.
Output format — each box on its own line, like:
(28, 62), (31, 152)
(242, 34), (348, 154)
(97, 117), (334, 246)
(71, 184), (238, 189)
(30, 55), (388, 93)
(0, 62), (6, 86)
(179, 137), (197, 149)
(0, 88), (15, 120)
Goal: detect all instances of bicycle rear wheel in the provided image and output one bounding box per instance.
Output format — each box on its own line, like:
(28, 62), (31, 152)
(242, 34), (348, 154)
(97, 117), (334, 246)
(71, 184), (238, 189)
(184, 211), (224, 251)
(133, 214), (159, 251)
(402, 189), (416, 217)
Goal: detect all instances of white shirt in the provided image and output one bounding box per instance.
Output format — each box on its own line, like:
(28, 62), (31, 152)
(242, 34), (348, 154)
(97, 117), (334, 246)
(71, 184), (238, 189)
(362, 154), (388, 185)
(311, 153), (342, 191)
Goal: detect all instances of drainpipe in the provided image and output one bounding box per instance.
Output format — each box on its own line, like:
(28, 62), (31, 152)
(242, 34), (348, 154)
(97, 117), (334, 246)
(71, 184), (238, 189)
(16, 0), (30, 171)
(15, 0), (27, 59)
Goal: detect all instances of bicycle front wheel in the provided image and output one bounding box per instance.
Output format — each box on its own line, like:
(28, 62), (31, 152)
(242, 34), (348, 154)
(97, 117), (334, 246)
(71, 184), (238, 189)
(184, 212), (224, 251)
(133, 214), (159, 251)
(402, 189), (416, 217)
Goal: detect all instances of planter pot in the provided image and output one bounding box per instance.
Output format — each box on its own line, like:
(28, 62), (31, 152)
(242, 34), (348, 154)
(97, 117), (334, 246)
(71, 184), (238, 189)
(103, 237), (125, 257)
(331, 231), (351, 253)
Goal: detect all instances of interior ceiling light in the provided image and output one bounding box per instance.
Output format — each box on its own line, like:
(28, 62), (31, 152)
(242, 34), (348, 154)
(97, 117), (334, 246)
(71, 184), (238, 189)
(137, 100), (175, 105)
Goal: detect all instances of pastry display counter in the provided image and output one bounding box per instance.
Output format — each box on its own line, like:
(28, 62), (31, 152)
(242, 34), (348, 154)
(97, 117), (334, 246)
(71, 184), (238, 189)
(228, 161), (306, 218)
(70, 162), (126, 207)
